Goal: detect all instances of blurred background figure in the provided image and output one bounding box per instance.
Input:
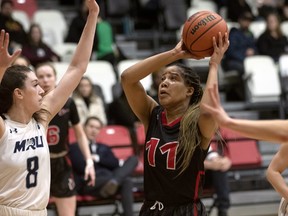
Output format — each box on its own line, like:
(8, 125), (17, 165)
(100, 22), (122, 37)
(73, 76), (107, 125)
(222, 11), (257, 101)
(35, 62), (95, 216)
(69, 116), (138, 216)
(12, 55), (32, 68)
(257, 11), (288, 62)
(147, 67), (164, 103)
(0, 0), (28, 52)
(65, 0), (124, 80)
(226, 0), (254, 22)
(21, 23), (61, 67)
(204, 146), (232, 216)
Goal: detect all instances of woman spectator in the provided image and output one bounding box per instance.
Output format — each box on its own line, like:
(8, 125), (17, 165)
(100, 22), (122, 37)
(21, 23), (61, 67)
(257, 12), (288, 62)
(73, 76), (107, 125)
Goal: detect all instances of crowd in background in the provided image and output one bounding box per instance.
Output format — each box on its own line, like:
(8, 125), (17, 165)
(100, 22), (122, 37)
(1, 0), (287, 216)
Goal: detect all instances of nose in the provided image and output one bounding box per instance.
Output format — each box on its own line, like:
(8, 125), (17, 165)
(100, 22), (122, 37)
(39, 86), (45, 95)
(160, 79), (168, 88)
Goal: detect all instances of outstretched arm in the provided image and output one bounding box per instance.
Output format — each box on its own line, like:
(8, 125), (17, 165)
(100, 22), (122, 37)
(0, 30), (21, 137)
(201, 84), (288, 144)
(73, 123), (95, 186)
(42, 0), (99, 123)
(0, 30), (22, 81)
(266, 144), (288, 200)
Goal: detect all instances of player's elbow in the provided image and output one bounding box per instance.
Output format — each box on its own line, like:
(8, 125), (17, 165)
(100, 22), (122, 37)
(265, 168), (273, 184)
(275, 132), (288, 144)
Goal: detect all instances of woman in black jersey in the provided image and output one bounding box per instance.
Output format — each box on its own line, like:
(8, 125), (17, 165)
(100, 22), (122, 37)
(121, 32), (229, 216)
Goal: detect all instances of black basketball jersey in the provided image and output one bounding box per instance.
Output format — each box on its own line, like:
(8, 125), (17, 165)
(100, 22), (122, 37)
(47, 97), (80, 153)
(144, 106), (208, 205)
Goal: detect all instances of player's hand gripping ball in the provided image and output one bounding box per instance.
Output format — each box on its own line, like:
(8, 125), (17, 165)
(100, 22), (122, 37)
(182, 10), (228, 58)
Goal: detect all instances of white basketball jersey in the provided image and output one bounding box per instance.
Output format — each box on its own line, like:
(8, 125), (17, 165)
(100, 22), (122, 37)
(279, 197), (288, 216)
(0, 117), (50, 211)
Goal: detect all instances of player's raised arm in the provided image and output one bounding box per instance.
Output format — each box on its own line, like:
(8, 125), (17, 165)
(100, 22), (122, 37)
(198, 32), (229, 149)
(42, 0), (99, 122)
(0, 30), (21, 137)
(202, 84), (288, 144)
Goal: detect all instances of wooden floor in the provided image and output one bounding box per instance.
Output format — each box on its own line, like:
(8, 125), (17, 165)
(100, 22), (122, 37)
(47, 188), (281, 216)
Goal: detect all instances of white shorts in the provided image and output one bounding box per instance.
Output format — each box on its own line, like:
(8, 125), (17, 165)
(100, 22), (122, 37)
(0, 205), (47, 216)
(278, 197), (288, 216)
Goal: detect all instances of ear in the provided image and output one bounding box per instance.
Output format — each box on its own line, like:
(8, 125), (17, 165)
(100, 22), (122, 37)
(186, 86), (194, 97)
(14, 88), (24, 99)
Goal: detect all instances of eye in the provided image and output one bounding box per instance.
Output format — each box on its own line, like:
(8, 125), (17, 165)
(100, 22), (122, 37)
(171, 75), (177, 80)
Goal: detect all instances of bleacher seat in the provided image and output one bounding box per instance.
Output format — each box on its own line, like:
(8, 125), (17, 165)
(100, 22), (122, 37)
(84, 61), (116, 105)
(117, 59), (152, 91)
(52, 62), (69, 83)
(52, 42), (77, 62)
(12, 10), (30, 31)
(219, 127), (262, 169)
(281, 21), (288, 38)
(96, 125), (134, 160)
(243, 55), (281, 105)
(191, 0), (218, 12)
(248, 20), (266, 39)
(32, 9), (68, 46)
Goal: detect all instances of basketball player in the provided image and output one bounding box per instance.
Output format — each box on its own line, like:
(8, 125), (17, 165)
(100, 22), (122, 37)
(201, 84), (288, 216)
(35, 62), (95, 216)
(121, 32), (229, 215)
(0, 0), (99, 215)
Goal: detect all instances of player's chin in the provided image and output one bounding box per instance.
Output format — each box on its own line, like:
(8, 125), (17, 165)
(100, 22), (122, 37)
(158, 97), (170, 106)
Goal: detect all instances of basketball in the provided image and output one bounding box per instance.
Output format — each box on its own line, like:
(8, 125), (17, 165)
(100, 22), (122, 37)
(182, 10), (228, 58)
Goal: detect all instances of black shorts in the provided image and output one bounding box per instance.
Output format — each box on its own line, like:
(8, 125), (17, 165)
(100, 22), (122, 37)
(139, 200), (207, 216)
(50, 155), (77, 198)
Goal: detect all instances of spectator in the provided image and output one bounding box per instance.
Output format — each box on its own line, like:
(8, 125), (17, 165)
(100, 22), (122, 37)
(257, 11), (288, 62)
(147, 67), (164, 103)
(0, 0), (28, 51)
(65, 0), (92, 44)
(204, 146), (232, 216)
(21, 23), (61, 67)
(257, 0), (284, 19)
(226, 0), (254, 22)
(35, 62), (95, 216)
(95, 16), (120, 79)
(222, 11), (257, 101)
(65, 1), (124, 80)
(72, 76), (107, 125)
(280, 1), (288, 21)
(108, 83), (140, 128)
(69, 116), (138, 216)
(12, 55), (32, 68)
(223, 11), (256, 76)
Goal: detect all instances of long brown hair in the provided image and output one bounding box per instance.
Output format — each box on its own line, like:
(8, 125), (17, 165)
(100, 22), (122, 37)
(0, 65), (49, 122)
(172, 63), (204, 175)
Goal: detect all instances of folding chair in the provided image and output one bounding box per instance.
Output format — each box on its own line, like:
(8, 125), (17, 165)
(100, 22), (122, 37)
(117, 59), (153, 91)
(243, 55), (282, 116)
(32, 9), (68, 45)
(220, 127), (262, 169)
(85, 60), (117, 105)
(96, 125), (135, 160)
